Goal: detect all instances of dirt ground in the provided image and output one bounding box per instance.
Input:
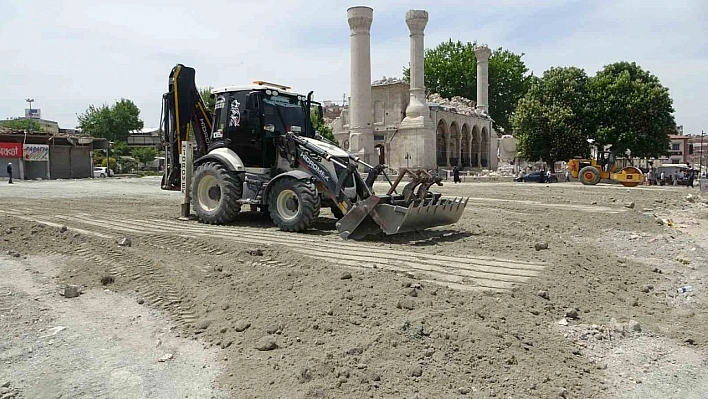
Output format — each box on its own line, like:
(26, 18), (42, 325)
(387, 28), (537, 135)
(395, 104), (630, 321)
(1, 176), (707, 398)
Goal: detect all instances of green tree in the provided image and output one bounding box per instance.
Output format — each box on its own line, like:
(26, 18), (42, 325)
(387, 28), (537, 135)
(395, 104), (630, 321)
(77, 99), (144, 142)
(310, 107), (336, 144)
(199, 86), (216, 111)
(590, 62), (675, 158)
(131, 147), (158, 166)
(0, 118), (42, 131)
(101, 157), (117, 170)
(512, 67), (593, 171)
(404, 40), (532, 133)
(111, 141), (129, 157)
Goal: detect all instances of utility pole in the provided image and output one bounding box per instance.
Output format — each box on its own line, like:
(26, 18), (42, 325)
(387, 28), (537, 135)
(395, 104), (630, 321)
(701, 130), (705, 177)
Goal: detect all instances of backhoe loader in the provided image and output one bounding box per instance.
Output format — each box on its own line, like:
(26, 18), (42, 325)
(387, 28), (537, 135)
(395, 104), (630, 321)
(160, 64), (467, 239)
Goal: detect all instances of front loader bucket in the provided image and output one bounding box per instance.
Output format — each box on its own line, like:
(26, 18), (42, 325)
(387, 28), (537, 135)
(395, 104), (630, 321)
(336, 196), (468, 240)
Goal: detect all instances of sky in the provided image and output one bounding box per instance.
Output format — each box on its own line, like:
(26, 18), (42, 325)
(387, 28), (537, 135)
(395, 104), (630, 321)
(1, 0), (706, 135)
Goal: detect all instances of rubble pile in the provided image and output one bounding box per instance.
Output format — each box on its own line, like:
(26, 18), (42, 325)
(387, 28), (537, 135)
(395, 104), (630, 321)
(372, 76), (404, 86)
(426, 93), (488, 118)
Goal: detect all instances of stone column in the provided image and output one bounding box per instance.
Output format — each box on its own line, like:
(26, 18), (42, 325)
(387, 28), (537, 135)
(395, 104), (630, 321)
(477, 131), (482, 168)
(468, 136), (473, 167)
(474, 44), (491, 113)
(392, 9), (436, 169)
(347, 6), (374, 164)
(445, 135), (451, 167)
(457, 135), (462, 166)
(403, 10), (429, 119)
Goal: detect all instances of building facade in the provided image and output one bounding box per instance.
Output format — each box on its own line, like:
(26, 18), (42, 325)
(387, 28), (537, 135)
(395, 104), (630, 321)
(0, 128), (104, 180)
(332, 7), (498, 171)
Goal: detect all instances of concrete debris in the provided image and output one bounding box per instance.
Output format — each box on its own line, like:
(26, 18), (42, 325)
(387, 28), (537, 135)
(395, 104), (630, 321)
(627, 320), (642, 332)
(410, 365), (423, 377)
(234, 320), (251, 332)
(63, 285), (81, 298)
(537, 290), (550, 300)
(59, 225), (68, 233)
(255, 336), (278, 351)
(158, 353), (174, 362)
(558, 318), (569, 326)
(340, 271), (353, 280)
(117, 237), (132, 247)
(6, 250), (20, 258)
(625, 202), (635, 209)
(397, 298), (415, 310)
(686, 194), (695, 203)
(39, 326), (67, 338)
(246, 248), (263, 256)
(534, 242), (549, 251)
(565, 308), (579, 319)
(372, 76), (404, 86)
(676, 257), (691, 265)
(426, 93), (488, 118)
(100, 275), (115, 285)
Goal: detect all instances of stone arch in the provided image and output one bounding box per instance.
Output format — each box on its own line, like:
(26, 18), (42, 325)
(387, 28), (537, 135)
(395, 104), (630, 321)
(461, 124), (470, 167)
(449, 121), (460, 166)
(481, 126), (489, 168)
(471, 125), (481, 168)
(436, 119), (448, 167)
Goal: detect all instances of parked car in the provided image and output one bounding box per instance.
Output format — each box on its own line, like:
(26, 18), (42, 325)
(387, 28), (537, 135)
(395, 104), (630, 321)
(93, 167), (114, 178)
(514, 171), (558, 183)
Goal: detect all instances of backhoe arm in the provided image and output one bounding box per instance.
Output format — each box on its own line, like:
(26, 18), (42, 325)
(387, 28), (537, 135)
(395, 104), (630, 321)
(162, 64), (213, 190)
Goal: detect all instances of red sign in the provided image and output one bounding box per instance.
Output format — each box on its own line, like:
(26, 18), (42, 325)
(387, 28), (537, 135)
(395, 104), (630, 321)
(0, 143), (23, 158)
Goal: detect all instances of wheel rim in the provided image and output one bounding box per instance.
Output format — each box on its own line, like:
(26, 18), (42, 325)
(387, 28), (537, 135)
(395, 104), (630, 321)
(276, 189), (299, 221)
(583, 172), (594, 181)
(197, 175), (221, 212)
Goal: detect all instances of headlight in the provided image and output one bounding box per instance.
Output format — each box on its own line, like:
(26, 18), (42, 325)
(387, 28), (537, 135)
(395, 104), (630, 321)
(264, 124), (275, 132)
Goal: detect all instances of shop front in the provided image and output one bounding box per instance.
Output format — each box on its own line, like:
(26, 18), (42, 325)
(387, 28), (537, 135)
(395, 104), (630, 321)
(23, 144), (50, 180)
(0, 142), (23, 180)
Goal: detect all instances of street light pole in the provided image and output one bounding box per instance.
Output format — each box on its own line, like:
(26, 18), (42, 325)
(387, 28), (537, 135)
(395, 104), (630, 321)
(25, 98), (34, 132)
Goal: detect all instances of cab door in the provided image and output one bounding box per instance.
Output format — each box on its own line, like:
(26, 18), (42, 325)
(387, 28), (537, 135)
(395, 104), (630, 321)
(224, 91), (263, 167)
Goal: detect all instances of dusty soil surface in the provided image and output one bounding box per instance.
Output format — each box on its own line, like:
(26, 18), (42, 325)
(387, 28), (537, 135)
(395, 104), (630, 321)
(1, 177), (707, 398)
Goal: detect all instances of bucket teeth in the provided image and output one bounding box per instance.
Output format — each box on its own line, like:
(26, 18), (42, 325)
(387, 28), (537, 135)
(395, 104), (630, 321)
(335, 194), (470, 240)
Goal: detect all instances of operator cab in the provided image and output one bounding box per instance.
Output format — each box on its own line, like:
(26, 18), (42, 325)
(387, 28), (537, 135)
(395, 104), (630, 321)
(209, 82), (317, 170)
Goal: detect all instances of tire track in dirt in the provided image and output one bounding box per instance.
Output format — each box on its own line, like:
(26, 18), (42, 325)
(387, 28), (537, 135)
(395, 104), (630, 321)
(0, 214), (203, 328)
(44, 214), (546, 292)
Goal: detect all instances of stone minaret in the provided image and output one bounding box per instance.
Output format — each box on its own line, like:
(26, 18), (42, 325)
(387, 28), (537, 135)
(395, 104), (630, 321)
(393, 9), (436, 169)
(347, 6), (374, 164)
(402, 10), (429, 120)
(474, 44), (491, 113)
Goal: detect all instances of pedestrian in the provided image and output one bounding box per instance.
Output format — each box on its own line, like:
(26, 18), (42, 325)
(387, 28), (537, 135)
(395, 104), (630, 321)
(660, 171), (665, 186)
(546, 169), (552, 183)
(688, 170), (695, 188)
(6, 162), (13, 184)
(673, 172), (678, 186)
(452, 165), (461, 184)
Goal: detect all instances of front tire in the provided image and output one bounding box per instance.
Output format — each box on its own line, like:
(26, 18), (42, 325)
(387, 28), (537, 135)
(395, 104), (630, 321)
(579, 166), (601, 185)
(268, 178), (320, 232)
(192, 162), (242, 224)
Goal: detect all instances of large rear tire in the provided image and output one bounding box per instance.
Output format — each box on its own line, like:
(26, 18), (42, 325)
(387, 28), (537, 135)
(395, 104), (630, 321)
(192, 162), (242, 224)
(268, 178), (320, 232)
(579, 166), (601, 185)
